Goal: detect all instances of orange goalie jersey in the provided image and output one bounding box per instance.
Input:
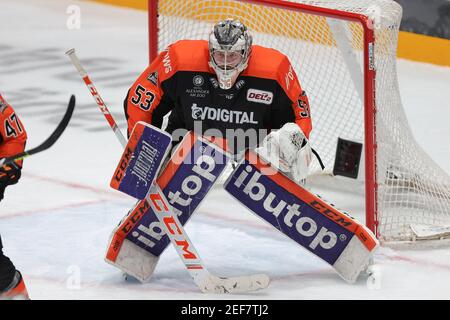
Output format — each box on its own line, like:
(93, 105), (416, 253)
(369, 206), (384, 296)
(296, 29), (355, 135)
(0, 94), (27, 162)
(124, 40), (312, 153)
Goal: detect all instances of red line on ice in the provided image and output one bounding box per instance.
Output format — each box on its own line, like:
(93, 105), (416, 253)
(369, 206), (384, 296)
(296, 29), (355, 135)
(24, 274), (200, 296)
(24, 172), (126, 198)
(386, 254), (450, 271)
(0, 199), (112, 220)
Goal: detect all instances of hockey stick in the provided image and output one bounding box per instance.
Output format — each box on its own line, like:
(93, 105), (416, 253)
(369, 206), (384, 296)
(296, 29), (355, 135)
(65, 49), (127, 147)
(66, 48), (270, 293)
(0, 95), (76, 167)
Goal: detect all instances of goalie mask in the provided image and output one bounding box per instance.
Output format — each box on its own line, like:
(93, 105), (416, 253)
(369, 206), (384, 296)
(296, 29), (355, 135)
(208, 19), (252, 90)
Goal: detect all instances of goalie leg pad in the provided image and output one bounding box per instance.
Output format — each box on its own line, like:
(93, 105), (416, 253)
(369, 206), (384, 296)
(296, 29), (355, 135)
(105, 133), (232, 280)
(224, 151), (379, 283)
(105, 238), (159, 282)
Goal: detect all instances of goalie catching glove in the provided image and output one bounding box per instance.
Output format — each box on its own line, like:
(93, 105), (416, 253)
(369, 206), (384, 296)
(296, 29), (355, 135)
(259, 123), (312, 183)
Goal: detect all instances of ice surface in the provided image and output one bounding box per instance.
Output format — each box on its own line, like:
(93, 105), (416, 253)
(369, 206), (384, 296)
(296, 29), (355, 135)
(0, 0), (450, 299)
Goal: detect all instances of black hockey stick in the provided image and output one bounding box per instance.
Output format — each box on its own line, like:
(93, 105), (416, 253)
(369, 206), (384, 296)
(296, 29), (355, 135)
(0, 95), (76, 167)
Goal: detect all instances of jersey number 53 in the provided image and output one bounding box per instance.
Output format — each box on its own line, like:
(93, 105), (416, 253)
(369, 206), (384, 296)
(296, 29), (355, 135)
(131, 84), (155, 111)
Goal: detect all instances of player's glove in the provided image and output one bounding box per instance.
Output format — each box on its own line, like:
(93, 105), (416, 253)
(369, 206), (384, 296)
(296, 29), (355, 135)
(259, 123), (312, 183)
(0, 162), (22, 202)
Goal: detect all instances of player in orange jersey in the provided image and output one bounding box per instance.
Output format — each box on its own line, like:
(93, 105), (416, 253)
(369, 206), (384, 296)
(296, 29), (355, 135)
(0, 94), (27, 201)
(0, 93), (29, 299)
(112, 19), (316, 282)
(124, 19), (313, 182)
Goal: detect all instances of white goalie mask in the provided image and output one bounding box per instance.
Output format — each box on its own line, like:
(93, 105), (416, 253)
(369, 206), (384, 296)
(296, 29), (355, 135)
(208, 19), (252, 90)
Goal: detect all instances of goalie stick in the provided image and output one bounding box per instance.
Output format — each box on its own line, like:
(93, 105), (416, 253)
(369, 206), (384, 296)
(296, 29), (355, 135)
(0, 95), (76, 167)
(65, 49), (127, 147)
(66, 48), (270, 294)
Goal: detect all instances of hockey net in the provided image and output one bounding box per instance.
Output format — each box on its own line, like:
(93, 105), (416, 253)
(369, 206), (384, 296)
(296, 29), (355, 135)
(148, 0), (450, 243)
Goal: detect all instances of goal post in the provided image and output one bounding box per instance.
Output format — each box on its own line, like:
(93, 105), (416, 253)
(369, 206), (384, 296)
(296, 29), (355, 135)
(147, 0), (450, 244)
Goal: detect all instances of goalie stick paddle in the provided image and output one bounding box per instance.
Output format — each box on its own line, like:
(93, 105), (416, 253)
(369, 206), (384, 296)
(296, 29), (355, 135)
(66, 49), (269, 293)
(0, 95), (76, 167)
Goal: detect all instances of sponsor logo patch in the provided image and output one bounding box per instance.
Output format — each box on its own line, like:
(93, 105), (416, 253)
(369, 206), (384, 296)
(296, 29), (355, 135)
(186, 88), (209, 98)
(147, 71), (158, 86)
(162, 48), (172, 74)
(218, 93), (234, 100)
(247, 89), (273, 105)
(285, 64), (295, 90)
(190, 103), (258, 124)
(193, 75), (204, 87)
(191, 104), (203, 120)
(210, 77), (219, 89)
(235, 80), (245, 90)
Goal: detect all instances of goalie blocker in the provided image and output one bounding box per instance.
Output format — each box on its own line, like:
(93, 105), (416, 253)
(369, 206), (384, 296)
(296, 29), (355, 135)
(224, 150), (379, 283)
(110, 121), (172, 200)
(105, 130), (232, 281)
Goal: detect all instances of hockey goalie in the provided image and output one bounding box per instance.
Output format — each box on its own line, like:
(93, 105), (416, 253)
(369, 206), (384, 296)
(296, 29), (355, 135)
(105, 19), (378, 286)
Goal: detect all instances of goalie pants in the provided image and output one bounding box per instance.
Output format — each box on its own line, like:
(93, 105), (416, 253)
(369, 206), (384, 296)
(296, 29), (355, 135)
(0, 235), (17, 292)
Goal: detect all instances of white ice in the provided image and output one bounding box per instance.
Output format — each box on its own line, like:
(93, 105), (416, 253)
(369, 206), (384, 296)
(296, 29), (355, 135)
(1, 0), (450, 299)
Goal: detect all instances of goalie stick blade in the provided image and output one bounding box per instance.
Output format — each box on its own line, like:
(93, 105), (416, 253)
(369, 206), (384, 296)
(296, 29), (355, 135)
(199, 273), (270, 294)
(0, 95), (76, 166)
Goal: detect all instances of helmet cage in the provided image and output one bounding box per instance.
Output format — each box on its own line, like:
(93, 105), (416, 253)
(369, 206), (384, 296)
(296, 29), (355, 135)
(208, 19), (252, 89)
